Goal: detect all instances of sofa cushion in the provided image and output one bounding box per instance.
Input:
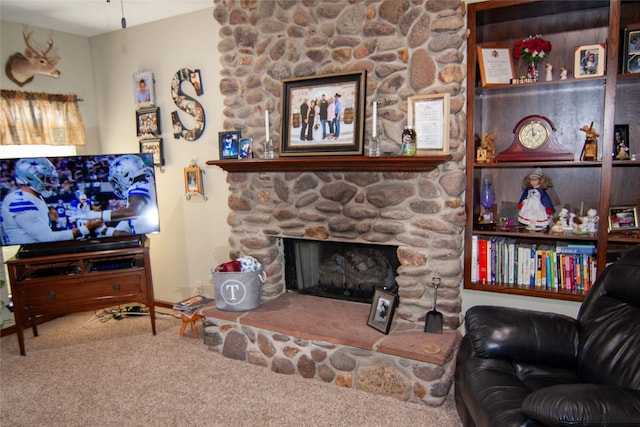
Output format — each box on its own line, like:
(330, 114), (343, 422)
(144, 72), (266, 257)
(465, 305), (578, 365)
(522, 384), (640, 426)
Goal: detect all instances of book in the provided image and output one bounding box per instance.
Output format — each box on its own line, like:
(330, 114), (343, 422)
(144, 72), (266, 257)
(173, 294), (214, 313)
(556, 242), (596, 254)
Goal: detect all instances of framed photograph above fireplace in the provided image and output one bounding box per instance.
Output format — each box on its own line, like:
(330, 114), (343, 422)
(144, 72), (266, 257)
(280, 70), (366, 157)
(367, 289), (397, 334)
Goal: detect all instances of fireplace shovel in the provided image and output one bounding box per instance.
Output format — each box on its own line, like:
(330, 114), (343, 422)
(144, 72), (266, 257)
(424, 277), (443, 334)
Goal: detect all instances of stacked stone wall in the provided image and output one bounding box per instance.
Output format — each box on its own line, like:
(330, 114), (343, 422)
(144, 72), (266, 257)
(204, 319), (457, 406)
(214, 0), (468, 330)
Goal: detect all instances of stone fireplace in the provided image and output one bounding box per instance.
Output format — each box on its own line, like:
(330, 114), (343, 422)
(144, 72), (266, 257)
(204, 0), (468, 406)
(283, 238), (399, 303)
(223, 168), (465, 328)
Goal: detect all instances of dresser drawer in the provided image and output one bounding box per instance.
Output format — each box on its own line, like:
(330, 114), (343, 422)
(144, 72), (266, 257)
(20, 274), (145, 313)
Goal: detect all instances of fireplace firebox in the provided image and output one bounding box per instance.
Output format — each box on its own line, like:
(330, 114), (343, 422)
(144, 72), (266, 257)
(283, 238), (399, 303)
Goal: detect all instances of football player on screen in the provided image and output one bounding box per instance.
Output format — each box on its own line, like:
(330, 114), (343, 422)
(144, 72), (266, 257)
(72, 154), (159, 236)
(0, 158), (103, 245)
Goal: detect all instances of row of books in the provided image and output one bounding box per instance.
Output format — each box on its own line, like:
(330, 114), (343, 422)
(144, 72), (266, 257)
(471, 236), (597, 292)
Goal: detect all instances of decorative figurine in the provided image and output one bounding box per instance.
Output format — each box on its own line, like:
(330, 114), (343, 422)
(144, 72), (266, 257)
(518, 167), (555, 231)
(560, 66), (568, 80)
(481, 131), (496, 162)
(584, 208), (599, 233)
(580, 122), (599, 161)
(545, 63), (553, 81)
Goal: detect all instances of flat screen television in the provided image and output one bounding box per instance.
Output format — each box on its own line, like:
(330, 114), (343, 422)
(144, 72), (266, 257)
(0, 153), (160, 258)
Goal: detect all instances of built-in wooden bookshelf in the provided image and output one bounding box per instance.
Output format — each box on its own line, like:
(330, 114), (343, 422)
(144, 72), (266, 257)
(464, 0), (640, 302)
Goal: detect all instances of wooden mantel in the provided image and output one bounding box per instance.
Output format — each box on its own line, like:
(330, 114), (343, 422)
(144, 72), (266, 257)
(206, 155), (451, 173)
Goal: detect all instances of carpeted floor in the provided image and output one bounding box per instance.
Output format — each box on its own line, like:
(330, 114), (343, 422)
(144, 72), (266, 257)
(0, 308), (462, 426)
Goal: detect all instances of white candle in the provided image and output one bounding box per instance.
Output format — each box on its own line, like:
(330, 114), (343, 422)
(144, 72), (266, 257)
(372, 102), (377, 137)
(264, 109), (269, 141)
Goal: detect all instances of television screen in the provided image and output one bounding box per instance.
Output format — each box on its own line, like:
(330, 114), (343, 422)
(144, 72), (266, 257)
(0, 153), (160, 248)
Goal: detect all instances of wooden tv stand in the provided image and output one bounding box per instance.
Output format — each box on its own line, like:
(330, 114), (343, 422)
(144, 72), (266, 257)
(6, 244), (156, 355)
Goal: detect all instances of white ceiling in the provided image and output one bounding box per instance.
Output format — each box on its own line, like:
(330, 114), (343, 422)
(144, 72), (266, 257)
(0, 0), (214, 38)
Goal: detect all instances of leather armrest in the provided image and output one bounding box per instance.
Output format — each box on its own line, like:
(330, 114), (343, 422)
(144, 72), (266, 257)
(465, 305), (578, 365)
(522, 384), (640, 426)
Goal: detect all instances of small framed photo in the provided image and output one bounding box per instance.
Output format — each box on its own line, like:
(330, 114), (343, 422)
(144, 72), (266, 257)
(139, 138), (164, 167)
(184, 166), (203, 195)
(608, 206), (639, 232)
(133, 71), (155, 108)
(367, 289), (397, 334)
(623, 26), (640, 73)
(218, 131), (241, 160)
(613, 125), (630, 160)
(574, 44), (606, 78)
(476, 46), (514, 87)
(136, 107), (160, 137)
(407, 93), (450, 155)
(280, 70), (365, 157)
(239, 138), (253, 159)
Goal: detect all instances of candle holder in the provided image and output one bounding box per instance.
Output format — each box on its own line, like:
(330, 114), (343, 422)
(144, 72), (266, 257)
(263, 138), (275, 159)
(369, 134), (381, 157)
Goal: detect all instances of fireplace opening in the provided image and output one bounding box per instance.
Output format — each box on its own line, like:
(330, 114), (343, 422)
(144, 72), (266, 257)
(283, 238), (399, 303)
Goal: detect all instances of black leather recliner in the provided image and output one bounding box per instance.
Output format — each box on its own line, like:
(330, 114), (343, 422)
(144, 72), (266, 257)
(455, 245), (640, 426)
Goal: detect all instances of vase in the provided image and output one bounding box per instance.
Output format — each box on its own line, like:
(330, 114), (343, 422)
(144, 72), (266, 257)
(527, 60), (539, 81)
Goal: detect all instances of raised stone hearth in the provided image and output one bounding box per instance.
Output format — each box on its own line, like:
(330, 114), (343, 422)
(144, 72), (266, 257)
(202, 294), (460, 405)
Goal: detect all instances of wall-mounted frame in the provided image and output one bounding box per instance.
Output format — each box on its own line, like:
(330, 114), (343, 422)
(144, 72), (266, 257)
(613, 124), (630, 160)
(136, 106), (160, 137)
(608, 205), (639, 232)
(218, 131), (241, 159)
(239, 137), (253, 159)
(133, 70), (155, 108)
(184, 165), (205, 199)
(476, 46), (514, 87)
(407, 93), (450, 155)
(623, 26), (640, 73)
(280, 70), (365, 157)
(139, 137), (165, 168)
(366, 289), (397, 334)
(574, 44), (605, 78)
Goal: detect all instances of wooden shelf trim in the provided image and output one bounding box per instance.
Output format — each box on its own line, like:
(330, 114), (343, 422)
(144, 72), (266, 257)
(466, 282), (586, 302)
(206, 155), (451, 173)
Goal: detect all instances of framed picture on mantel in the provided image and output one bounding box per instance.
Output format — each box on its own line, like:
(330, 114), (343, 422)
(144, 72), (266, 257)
(280, 71), (365, 157)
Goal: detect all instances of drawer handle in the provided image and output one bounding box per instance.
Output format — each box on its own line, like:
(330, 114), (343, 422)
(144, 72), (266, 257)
(112, 283), (121, 291)
(47, 291), (56, 300)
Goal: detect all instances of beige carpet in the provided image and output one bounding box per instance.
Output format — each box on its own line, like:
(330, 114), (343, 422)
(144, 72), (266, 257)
(0, 308), (462, 426)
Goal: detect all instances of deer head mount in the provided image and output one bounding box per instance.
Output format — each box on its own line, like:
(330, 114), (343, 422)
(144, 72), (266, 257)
(5, 31), (61, 87)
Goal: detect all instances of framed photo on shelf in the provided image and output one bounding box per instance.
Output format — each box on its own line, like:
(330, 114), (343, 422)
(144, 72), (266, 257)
(574, 44), (606, 78)
(184, 165), (203, 195)
(623, 26), (640, 73)
(608, 206), (639, 232)
(366, 289), (397, 334)
(218, 131), (241, 160)
(407, 93), (450, 155)
(239, 138), (253, 159)
(133, 71), (155, 108)
(280, 70), (365, 157)
(139, 138), (164, 167)
(476, 46), (514, 87)
(136, 107), (160, 137)
(613, 124), (630, 160)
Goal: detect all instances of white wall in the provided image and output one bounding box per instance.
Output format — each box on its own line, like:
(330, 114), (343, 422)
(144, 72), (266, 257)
(88, 9), (230, 302)
(1, 11), (231, 304)
(1, 21), (100, 153)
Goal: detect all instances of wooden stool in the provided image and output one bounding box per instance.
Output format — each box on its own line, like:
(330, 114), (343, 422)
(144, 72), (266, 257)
(180, 312), (205, 338)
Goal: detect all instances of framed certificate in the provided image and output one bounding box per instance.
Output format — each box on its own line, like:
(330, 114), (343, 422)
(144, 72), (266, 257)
(477, 46), (514, 87)
(407, 93), (450, 155)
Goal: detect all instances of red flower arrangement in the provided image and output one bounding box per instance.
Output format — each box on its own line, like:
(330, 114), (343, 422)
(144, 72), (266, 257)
(513, 35), (552, 63)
